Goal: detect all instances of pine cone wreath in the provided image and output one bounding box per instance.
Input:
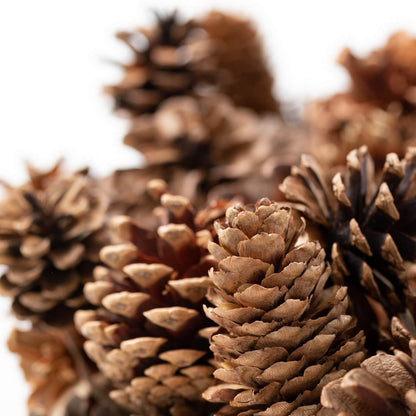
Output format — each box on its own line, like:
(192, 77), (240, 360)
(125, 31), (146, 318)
(74, 192), (229, 416)
(306, 32), (416, 169)
(203, 199), (366, 416)
(280, 146), (416, 350)
(198, 11), (279, 114)
(7, 327), (78, 416)
(105, 11), (216, 118)
(0, 163), (108, 325)
(123, 94), (301, 205)
(319, 318), (416, 416)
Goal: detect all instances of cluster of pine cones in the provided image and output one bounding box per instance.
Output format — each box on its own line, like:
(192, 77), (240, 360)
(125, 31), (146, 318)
(2, 9), (416, 416)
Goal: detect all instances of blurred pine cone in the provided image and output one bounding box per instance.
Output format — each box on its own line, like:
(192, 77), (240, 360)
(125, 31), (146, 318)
(105, 11), (216, 118)
(281, 146), (416, 350)
(74, 192), (228, 416)
(319, 318), (416, 416)
(8, 327), (78, 416)
(203, 199), (366, 415)
(123, 94), (301, 205)
(198, 10), (279, 114)
(0, 163), (108, 325)
(307, 32), (416, 169)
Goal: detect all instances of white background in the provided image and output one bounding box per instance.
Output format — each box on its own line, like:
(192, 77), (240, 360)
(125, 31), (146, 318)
(1, 0), (416, 412)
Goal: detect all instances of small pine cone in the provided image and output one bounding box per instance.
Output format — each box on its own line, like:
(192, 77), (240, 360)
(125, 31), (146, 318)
(280, 146), (416, 350)
(123, 94), (300, 204)
(306, 32), (416, 169)
(105, 12), (216, 118)
(8, 327), (78, 416)
(319, 318), (416, 416)
(0, 163), (108, 325)
(203, 199), (366, 415)
(75, 193), (227, 416)
(338, 32), (416, 110)
(198, 11), (279, 114)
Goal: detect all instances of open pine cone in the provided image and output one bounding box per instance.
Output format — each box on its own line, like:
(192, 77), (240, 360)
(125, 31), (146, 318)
(203, 199), (366, 415)
(8, 327), (78, 416)
(281, 146), (416, 350)
(307, 32), (416, 168)
(105, 11), (216, 118)
(123, 94), (300, 205)
(198, 10), (279, 114)
(319, 318), (416, 416)
(74, 192), (229, 416)
(0, 163), (108, 325)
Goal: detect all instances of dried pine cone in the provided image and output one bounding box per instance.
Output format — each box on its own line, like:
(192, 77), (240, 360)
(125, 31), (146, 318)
(105, 11), (216, 118)
(281, 146), (416, 350)
(0, 163), (108, 325)
(198, 10), (279, 114)
(203, 199), (366, 415)
(319, 318), (416, 416)
(307, 32), (416, 168)
(123, 94), (300, 205)
(74, 193), (228, 416)
(8, 327), (78, 416)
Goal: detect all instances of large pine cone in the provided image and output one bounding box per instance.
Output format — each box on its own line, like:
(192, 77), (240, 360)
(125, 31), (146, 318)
(0, 164), (108, 325)
(74, 193), (228, 416)
(319, 318), (416, 416)
(123, 94), (300, 205)
(105, 12), (216, 118)
(198, 11), (279, 114)
(307, 32), (416, 169)
(281, 146), (416, 350)
(203, 199), (366, 415)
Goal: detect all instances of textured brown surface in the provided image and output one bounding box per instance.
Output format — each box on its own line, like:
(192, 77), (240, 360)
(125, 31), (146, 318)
(8, 327), (78, 416)
(203, 199), (365, 415)
(0, 163), (108, 325)
(319, 318), (416, 416)
(122, 94), (301, 206)
(281, 146), (416, 351)
(105, 11), (216, 118)
(75, 192), (228, 416)
(307, 32), (416, 169)
(199, 11), (279, 114)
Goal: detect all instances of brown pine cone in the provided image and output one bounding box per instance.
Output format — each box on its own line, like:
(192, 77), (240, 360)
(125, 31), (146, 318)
(74, 193), (228, 416)
(0, 163), (108, 325)
(8, 327), (78, 416)
(319, 318), (416, 416)
(105, 11), (216, 118)
(198, 10), (279, 114)
(203, 199), (366, 415)
(280, 146), (416, 350)
(307, 32), (416, 169)
(123, 94), (301, 205)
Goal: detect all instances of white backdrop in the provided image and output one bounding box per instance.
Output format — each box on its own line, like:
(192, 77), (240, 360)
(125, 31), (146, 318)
(1, 0), (416, 412)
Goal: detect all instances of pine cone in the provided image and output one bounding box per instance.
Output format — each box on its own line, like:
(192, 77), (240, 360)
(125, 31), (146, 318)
(74, 193), (228, 416)
(198, 11), (279, 114)
(8, 327), (78, 416)
(307, 32), (416, 169)
(338, 32), (416, 109)
(280, 146), (416, 350)
(203, 199), (366, 415)
(105, 11), (216, 118)
(319, 318), (416, 416)
(123, 94), (300, 205)
(0, 163), (108, 325)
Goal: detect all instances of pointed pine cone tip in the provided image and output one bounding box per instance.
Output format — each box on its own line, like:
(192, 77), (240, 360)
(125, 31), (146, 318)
(157, 223), (195, 250)
(110, 215), (135, 241)
(99, 243), (138, 269)
(146, 178), (168, 201)
(143, 306), (199, 331)
(123, 262), (173, 287)
(160, 193), (192, 218)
